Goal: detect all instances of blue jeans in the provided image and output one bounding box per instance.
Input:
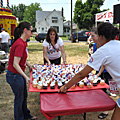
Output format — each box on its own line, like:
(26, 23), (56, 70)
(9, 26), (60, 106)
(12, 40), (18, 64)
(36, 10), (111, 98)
(6, 70), (32, 120)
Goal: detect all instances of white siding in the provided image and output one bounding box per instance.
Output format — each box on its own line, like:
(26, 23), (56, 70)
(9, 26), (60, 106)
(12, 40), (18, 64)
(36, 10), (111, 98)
(36, 10), (63, 36)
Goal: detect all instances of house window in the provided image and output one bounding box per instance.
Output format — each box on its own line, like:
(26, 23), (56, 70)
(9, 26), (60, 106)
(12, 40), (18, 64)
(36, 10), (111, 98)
(64, 29), (66, 32)
(51, 26), (59, 33)
(39, 27), (40, 29)
(52, 17), (58, 23)
(42, 28), (44, 31)
(67, 28), (70, 32)
(45, 27), (47, 32)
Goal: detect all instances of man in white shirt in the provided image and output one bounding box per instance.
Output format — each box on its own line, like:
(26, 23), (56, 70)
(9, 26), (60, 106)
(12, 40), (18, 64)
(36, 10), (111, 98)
(0, 28), (10, 58)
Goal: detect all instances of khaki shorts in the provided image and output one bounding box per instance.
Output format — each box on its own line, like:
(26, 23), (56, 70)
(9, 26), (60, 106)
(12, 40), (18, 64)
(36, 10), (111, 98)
(1, 43), (9, 53)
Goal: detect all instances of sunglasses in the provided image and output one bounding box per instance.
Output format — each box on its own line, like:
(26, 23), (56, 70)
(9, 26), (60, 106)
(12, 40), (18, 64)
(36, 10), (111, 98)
(29, 29), (34, 33)
(28, 29), (34, 33)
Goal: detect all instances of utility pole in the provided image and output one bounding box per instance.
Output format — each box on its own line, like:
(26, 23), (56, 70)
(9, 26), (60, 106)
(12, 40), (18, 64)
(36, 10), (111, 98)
(71, 0), (73, 42)
(77, 15), (80, 42)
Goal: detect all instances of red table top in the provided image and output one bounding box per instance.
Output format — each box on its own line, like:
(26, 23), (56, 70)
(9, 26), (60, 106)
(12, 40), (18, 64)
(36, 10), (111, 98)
(29, 83), (109, 92)
(29, 68), (109, 93)
(40, 89), (116, 120)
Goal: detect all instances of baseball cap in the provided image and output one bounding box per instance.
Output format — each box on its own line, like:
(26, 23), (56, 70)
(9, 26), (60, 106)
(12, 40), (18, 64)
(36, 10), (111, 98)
(1, 28), (5, 30)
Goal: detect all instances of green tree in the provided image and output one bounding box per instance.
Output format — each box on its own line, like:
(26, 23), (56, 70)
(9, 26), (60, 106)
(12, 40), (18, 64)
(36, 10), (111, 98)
(17, 4), (26, 21)
(10, 4), (26, 21)
(10, 5), (18, 17)
(73, 0), (106, 30)
(23, 3), (42, 27)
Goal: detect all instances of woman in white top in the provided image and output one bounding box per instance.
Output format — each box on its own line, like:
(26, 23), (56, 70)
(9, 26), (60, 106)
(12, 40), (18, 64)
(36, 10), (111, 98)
(43, 27), (66, 65)
(59, 22), (120, 120)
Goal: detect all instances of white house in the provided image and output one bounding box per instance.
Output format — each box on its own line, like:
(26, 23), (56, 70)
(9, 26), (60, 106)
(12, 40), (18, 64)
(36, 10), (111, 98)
(35, 9), (63, 36)
(63, 20), (77, 36)
(63, 20), (71, 35)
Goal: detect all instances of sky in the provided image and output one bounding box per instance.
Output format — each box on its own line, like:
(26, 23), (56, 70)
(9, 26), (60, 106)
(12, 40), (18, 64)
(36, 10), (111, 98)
(3, 0), (120, 21)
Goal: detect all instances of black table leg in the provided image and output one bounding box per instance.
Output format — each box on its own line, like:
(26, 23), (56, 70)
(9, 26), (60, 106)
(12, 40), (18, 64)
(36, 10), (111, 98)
(83, 113), (86, 120)
(58, 116), (61, 120)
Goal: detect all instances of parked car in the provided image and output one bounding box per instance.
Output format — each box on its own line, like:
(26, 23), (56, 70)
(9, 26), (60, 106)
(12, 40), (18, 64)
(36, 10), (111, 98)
(86, 31), (91, 36)
(35, 33), (47, 43)
(69, 31), (90, 42)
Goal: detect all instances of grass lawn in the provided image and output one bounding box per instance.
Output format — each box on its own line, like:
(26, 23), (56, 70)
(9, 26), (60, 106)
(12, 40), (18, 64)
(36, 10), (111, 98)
(0, 41), (118, 120)
(27, 42), (89, 65)
(60, 36), (69, 41)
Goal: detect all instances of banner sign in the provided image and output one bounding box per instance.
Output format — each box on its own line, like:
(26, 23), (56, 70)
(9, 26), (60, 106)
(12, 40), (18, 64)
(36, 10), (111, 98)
(95, 10), (113, 23)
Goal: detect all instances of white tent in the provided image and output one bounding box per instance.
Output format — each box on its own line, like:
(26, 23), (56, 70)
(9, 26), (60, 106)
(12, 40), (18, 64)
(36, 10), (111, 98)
(95, 10), (113, 25)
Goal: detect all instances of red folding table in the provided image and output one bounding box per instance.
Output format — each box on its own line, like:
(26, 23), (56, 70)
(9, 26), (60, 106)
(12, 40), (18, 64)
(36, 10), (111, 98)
(29, 71), (116, 120)
(40, 90), (116, 120)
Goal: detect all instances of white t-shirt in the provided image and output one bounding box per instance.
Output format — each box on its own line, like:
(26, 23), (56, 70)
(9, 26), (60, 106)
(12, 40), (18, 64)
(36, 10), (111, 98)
(43, 37), (64, 60)
(87, 40), (120, 88)
(0, 31), (10, 43)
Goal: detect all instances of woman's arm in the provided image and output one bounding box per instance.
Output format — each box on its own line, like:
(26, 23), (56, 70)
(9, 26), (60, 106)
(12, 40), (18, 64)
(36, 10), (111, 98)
(58, 65), (93, 93)
(13, 56), (31, 83)
(43, 46), (51, 65)
(60, 45), (66, 64)
(26, 61), (32, 72)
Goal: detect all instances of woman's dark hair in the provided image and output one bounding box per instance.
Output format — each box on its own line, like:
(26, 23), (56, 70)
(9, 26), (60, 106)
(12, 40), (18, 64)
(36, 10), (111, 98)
(46, 27), (59, 44)
(13, 21), (32, 44)
(97, 22), (119, 41)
